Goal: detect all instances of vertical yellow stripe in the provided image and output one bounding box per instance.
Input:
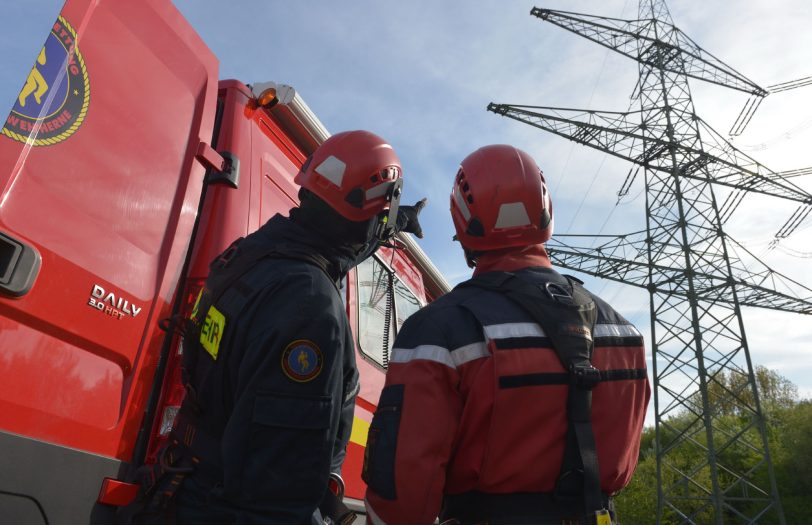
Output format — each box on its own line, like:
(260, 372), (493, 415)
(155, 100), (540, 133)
(350, 417), (371, 446)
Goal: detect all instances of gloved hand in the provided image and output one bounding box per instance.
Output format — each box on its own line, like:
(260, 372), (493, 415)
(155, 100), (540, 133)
(396, 198), (427, 238)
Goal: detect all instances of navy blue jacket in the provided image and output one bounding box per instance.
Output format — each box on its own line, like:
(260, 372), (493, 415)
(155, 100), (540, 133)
(174, 214), (362, 525)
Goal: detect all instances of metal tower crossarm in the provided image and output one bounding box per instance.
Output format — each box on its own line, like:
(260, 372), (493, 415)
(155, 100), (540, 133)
(548, 234), (812, 314)
(487, 103), (812, 205)
(530, 7), (768, 96)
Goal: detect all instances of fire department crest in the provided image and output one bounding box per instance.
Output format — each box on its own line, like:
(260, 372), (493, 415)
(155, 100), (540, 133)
(3, 15), (90, 146)
(281, 340), (323, 382)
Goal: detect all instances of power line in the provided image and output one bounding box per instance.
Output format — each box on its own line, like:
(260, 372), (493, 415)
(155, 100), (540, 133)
(729, 75), (812, 137)
(554, 0), (633, 227)
(767, 75), (812, 93)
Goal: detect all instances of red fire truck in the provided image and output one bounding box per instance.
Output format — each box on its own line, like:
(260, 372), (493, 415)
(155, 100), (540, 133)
(0, 0), (449, 523)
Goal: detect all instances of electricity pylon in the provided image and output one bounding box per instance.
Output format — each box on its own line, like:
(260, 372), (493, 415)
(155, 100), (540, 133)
(489, 2), (812, 523)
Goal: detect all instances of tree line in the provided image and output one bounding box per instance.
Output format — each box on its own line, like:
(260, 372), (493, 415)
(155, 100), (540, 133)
(615, 366), (812, 524)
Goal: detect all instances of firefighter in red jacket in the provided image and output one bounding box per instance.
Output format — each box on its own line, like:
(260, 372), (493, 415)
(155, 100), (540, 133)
(363, 144), (650, 525)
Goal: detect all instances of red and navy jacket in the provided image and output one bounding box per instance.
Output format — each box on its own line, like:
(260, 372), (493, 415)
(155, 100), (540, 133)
(363, 247), (650, 525)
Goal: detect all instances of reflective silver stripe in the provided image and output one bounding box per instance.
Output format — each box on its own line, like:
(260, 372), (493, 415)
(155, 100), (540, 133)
(484, 322), (640, 340)
(344, 380), (360, 404)
(594, 323), (641, 338)
(453, 184), (471, 221)
(390, 345), (455, 368)
(483, 322), (546, 339)
(390, 324), (639, 370)
(451, 341), (489, 366)
(390, 341), (489, 369)
(365, 498), (389, 525)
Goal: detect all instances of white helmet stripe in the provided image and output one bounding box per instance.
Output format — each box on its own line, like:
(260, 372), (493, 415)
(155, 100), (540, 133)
(314, 155), (347, 187)
(495, 202), (531, 228)
(453, 185), (471, 221)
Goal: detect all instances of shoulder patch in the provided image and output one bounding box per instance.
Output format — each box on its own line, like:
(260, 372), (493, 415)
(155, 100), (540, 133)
(200, 304), (225, 360)
(282, 340), (323, 382)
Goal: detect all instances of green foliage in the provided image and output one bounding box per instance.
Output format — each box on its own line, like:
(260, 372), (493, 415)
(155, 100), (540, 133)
(769, 400), (812, 524)
(685, 365), (798, 418)
(615, 454), (658, 524)
(753, 366), (798, 414)
(614, 369), (811, 524)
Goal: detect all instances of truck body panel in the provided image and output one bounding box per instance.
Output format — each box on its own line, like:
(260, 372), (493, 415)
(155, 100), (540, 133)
(0, 0), (218, 520)
(0, 1), (450, 522)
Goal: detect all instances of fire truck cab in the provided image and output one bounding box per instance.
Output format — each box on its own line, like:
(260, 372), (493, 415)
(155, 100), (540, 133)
(0, 1), (449, 523)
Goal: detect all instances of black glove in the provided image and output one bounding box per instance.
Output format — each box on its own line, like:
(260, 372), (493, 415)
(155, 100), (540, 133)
(396, 198), (427, 238)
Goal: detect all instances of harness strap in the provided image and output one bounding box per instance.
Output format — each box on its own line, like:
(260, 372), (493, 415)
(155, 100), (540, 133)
(167, 408), (225, 479)
(499, 369), (646, 388)
(458, 272), (607, 522)
(133, 405), (226, 510)
(134, 441), (197, 513)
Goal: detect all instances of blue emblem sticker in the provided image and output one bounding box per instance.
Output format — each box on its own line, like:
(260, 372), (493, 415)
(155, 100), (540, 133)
(3, 15), (90, 146)
(281, 340), (323, 382)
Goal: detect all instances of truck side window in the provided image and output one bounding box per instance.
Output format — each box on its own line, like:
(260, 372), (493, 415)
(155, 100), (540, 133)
(356, 256), (422, 367)
(394, 276), (421, 331)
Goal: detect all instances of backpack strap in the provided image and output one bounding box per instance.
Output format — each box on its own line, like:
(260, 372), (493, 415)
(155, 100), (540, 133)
(460, 272), (611, 523)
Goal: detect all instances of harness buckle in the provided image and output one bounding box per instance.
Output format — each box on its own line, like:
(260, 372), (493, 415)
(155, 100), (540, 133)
(545, 282), (573, 303)
(569, 363), (601, 390)
(592, 509), (613, 525)
(212, 239), (242, 269)
(158, 441), (194, 475)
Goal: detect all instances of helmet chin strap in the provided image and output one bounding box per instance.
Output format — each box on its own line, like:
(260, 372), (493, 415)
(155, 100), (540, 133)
(295, 181), (405, 255)
(463, 246), (480, 269)
(372, 178), (403, 243)
(453, 234), (480, 269)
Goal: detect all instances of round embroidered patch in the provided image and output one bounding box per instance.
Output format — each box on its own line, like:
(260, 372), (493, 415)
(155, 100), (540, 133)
(281, 340), (323, 382)
(3, 15), (90, 146)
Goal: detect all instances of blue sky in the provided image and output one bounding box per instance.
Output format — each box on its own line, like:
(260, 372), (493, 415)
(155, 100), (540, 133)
(3, 1), (811, 416)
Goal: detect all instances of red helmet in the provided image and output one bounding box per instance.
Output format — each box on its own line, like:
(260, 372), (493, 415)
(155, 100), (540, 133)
(450, 144), (553, 252)
(294, 130), (402, 222)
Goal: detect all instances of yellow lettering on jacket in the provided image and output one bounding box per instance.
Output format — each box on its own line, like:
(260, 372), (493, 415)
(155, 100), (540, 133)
(200, 305), (225, 360)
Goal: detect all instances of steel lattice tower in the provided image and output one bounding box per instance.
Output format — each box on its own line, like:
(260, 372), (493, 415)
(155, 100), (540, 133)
(489, 1), (812, 523)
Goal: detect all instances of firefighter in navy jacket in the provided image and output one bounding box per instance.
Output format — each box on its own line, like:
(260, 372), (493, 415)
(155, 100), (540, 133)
(138, 130), (425, 525)
(363, 145), (650, 525)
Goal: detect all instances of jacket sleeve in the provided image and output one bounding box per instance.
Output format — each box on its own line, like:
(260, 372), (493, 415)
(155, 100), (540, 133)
(331, 351), (359, 474)
(218, 276), (350, 524)
(364, 313), (463, 525)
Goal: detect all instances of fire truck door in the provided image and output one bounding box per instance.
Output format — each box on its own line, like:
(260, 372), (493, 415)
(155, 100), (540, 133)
(0, 0), (218, 523)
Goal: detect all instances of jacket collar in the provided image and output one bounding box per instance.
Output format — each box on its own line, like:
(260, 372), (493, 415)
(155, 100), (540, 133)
(472, 244), (553, 276)
(257, 214), (366, 282)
